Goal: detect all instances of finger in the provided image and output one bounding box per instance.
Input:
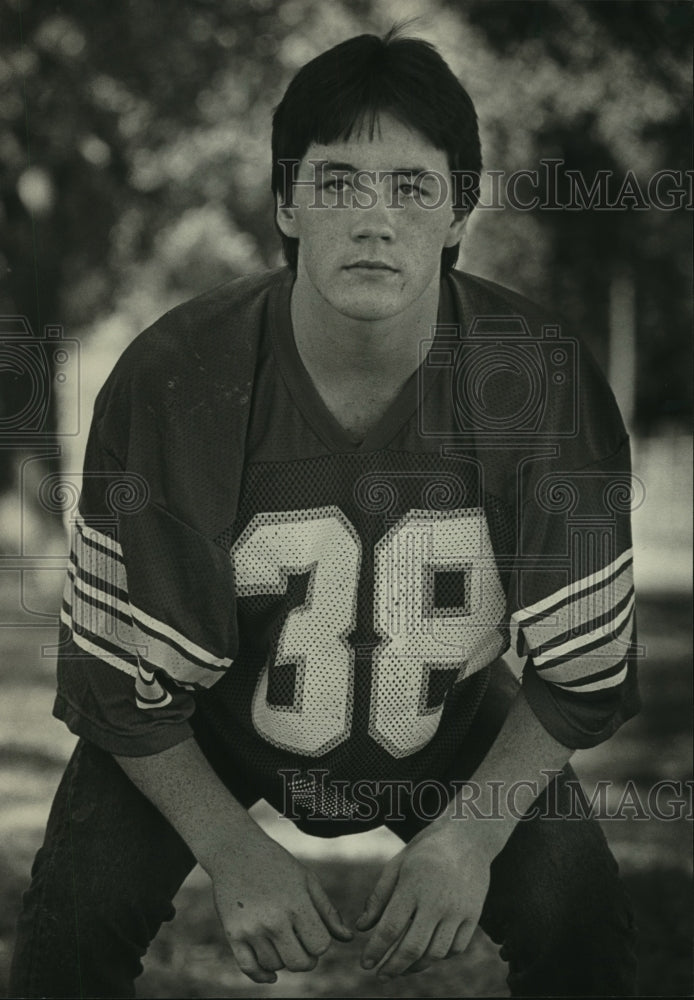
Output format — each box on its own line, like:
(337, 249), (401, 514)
(250, 937), (284, 973)
(360, 892), (414, 969)
(231, 940), (278, 985)
(292, 908), (332, 957)
(272, 923), (318, 973)
(355, 861), (399, 932)
(307, 875), (353, 941)
(450, 919), (476, 956)
(401, 918), (460, 975)
(376, 911), (438, 979)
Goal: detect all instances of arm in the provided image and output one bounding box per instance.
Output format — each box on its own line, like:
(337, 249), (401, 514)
(357, 687), (573, 979)
(115, 738), (352, 984)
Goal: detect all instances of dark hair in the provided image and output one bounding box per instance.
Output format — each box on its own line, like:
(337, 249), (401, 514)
(271, 27), (482, 275)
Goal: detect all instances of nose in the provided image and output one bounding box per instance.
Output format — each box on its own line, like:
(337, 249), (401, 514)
(350, 190), (395, 242)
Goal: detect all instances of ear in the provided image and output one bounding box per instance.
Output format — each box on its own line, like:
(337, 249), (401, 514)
(276, 198), (300, 238)
(443, 211), (469, 248)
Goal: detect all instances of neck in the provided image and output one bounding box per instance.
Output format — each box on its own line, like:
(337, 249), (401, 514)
(290, 268), (442, 384)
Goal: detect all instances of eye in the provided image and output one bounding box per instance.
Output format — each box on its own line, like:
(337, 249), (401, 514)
(395, 179), (430, 200)
(324, 175), (351, 191)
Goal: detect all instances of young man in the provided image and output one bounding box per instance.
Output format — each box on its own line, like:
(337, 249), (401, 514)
(11, 29), (639, 997)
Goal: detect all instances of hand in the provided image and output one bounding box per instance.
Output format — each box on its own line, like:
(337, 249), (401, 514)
(211, 826), (352, 984)
(356, 822), (491, 980)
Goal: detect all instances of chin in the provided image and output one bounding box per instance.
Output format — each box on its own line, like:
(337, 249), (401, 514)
(328, 290), (408, 322)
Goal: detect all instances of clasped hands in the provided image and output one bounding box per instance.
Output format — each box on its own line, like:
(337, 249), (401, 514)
(213, 819), (492, 985)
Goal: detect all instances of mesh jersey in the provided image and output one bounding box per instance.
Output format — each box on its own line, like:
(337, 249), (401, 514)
(55, 267), (640, 831)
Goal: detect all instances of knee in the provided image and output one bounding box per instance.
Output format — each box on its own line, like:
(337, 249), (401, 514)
(10, 837), (179, 998)
(17, 796), (187, 959)
(482, 820), (638, 996)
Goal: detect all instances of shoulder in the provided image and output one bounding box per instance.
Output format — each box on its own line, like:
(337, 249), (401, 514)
(448, 269), (628, 462)
(114, 266), (288, 374)
(93, 267), (290, 424)
(448, 268), (552, 330)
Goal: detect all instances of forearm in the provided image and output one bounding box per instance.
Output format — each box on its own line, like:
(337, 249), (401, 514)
(434, 687), (574, 859)
(117, 737), (352, 982)
(114, 737), (262, 875)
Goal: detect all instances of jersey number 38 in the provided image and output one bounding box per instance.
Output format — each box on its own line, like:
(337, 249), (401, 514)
(232, 506), (505, 759)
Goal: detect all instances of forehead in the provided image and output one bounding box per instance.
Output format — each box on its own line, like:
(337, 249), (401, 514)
(298, 112), (450, 175)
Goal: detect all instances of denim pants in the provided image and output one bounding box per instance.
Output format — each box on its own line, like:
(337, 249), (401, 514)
(9, 663), (638, 998)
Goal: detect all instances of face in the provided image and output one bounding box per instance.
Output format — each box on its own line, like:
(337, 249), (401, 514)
(276, 113), (467, 322)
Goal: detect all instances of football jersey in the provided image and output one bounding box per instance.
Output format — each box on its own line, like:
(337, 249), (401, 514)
(55, 267), (640, 832)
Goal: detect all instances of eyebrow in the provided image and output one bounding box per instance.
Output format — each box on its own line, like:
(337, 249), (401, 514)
(314, 160), (434, 178)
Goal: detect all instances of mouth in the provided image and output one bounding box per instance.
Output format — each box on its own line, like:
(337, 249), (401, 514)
(344, 260), (399, 273)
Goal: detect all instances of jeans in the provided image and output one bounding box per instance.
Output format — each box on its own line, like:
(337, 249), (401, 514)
(9, 662), (637, 998)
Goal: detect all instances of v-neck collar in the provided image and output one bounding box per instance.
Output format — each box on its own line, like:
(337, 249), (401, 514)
(269, 272), (460, 454)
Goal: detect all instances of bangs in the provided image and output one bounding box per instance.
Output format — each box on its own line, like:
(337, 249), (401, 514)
(307, 80), (442, 156)
(277, 35), (468, 169)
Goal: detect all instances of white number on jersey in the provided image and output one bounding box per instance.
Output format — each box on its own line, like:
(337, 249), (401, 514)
(232, 506), (504, 758)
(371, 510), (506, 757)
(232, 509), (360, 755)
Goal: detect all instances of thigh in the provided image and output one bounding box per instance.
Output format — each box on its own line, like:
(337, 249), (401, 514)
(480, 766), (638, 996)
(9, 739), (197, 999)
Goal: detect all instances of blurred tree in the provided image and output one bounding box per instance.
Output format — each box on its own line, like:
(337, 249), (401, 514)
(0, 0), (690, 514)
(1, 0), (349, 496)
(449, 0), (692, 431)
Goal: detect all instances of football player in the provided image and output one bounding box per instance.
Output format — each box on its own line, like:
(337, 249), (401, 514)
(10, 28), (639, 997)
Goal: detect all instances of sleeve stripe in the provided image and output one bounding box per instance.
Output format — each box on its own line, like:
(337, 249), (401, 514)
(130, 603), (232, 669)
(528, 586), (634, 658)
(534, 596), (635, 668)
(512, 548), (633, 626)
(63, 590), (139, 647)
(71, 528), (128, 593)
(64, 590), (223, 689)
(66, 582), (141, 644)
(521, 566), (633, 650)
(68, 522), (233, 673)
(76, 530), (125, 566)
(62, 606), (175, 711)
(535, 619), (634, 684)
(132, 613), (229, 673)
(60, 606), (138, 677)
(69, 567), (131, 620)
(70, 559), (228, 675)
(548, 653), (630, 690)
(75, 513), (123, 557)
(552, 663), (629, 693)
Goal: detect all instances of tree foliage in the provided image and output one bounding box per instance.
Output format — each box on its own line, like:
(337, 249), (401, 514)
(1, 0), (691, 475)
